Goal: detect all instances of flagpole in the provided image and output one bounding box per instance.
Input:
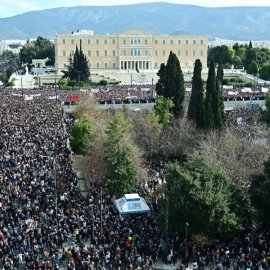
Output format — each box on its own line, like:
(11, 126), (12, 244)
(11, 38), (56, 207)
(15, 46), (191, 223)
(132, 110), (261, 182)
(185, 222), (188, 267)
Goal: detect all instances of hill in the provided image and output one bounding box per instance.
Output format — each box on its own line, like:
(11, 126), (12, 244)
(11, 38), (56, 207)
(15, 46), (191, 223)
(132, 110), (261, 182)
(0, 2), (270, 40)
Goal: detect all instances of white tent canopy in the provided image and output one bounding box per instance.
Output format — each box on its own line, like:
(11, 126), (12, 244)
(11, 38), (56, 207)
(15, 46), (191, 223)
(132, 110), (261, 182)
(115, 193), (150, 215)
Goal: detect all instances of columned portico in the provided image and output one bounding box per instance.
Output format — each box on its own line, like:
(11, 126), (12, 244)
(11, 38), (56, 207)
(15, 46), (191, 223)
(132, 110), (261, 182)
(120, 57), (153, 71)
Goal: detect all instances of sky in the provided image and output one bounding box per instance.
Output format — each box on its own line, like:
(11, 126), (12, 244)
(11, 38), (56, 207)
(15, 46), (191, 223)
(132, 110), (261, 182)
(1, 0), (270, 18)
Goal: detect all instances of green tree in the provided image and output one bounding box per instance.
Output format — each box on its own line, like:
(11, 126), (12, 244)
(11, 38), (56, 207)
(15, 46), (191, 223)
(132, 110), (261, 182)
(163, 51), (185, 117)
(248, 61), (258, 76)
(187, 59), (205, 128)
(204, 61), (225, 130)
(217, 61), (224, 82)
(208, 45), (233, 67)
(70, 117), (94, 155)
(156, 63), (166, 96)
(245, 48), (256, 71)
(153, 95), (174, 129)
(19, 37), (55, 66)
(204, 62), (216, 129)
(62, 40), (90, 84)
(259, 64), (270, 80)
(250, 156), (270, 225)
(104, 114), (139, 196)
(0, 50), (17, 59)
(164, 153), (240, 236)
(264, 92), (270, 124)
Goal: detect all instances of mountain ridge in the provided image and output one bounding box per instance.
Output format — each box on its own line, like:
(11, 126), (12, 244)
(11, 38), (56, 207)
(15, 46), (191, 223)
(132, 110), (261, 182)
(0, 2), (270, 40)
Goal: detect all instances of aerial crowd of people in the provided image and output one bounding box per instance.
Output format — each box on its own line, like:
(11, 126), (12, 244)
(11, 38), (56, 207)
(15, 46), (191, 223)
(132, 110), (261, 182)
(0, 85), (269, 270)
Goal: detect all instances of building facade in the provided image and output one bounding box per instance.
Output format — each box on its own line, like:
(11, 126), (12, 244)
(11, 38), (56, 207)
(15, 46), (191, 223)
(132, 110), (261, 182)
(55, 29), (208, 82)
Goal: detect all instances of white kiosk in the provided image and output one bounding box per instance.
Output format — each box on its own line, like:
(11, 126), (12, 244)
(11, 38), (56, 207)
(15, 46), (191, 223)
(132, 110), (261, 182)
(115, 193), (150, 215)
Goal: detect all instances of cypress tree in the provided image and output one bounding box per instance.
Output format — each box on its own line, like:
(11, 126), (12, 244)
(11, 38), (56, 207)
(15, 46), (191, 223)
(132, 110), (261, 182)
(217, 61), (224, 82)
(204, 61), (225, 130)
(156, 63), (166, 96)
(187, 59), (205, 128)
(204, 61), (216, 129)
(164, 51), (185, 117)
(62, 41), (90, 84)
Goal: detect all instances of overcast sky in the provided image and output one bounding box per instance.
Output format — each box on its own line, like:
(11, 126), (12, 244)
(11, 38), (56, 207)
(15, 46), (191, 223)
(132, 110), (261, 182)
(1, 0), (270, 18)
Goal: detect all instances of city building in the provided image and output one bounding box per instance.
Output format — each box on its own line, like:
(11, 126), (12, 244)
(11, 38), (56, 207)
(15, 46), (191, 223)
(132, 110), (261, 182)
(55, 29), (208, 83)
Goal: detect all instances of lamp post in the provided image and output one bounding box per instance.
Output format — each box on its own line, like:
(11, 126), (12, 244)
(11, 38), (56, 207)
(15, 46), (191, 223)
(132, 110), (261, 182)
(54, 72), (58, 103)
(100, 187), (103, 237)
(251, 224), (256, 261)
(185, 222), (189, 267)
(45, 151), (58, 225)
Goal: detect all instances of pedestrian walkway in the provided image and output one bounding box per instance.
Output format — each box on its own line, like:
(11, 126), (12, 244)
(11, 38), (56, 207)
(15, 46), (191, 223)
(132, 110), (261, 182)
(76, 170), (88, 197)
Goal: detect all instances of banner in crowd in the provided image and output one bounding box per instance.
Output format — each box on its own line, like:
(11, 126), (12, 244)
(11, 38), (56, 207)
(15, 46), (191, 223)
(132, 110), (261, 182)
(141, 88), (150, 92)
(228, 91), (239, 95)
(223, 85), (234, 89)
(91, 89), (99, 93)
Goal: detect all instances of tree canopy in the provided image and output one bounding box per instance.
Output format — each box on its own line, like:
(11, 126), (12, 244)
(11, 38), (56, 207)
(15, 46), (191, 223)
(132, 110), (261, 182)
(19, 36), (55, 66)
(70, 117), (94, 155)
(62, 40), (90, 84)
(156, 51), (185, 117)
(187, 59), (205, 129)
(250, 156), (270, 225)
(104, 114), (139, 196)
(204, 61), (225, 130)
(164, 153), (241, 237)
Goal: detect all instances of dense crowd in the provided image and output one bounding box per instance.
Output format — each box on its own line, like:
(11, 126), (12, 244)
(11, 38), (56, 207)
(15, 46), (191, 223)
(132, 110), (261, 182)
(0, 88), (168, 270)
(89, 84), (156, 104)
(0, 87), (270, 270)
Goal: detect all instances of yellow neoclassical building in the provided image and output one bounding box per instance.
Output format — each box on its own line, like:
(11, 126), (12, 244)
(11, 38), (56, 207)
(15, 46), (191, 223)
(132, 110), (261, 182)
(55, 29), (208, 83)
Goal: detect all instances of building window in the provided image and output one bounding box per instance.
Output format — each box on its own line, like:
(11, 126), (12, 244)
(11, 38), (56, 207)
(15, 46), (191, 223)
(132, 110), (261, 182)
(186, 40), (188, 45)
(124, 50), (126, 56)
(63, 51), (66, 56)
(145, 39), (148, 45)
(193, 40), (196, 45)
(178, 51), (181, 56)
(186, 51), (188, 56)
(155, 51), (158, 56)
(112, 39), (116, 44)
(131, 48), (140, 56)
(163, 51), (166, 56)
(170, 40), (173, 45)
(88, 39), (91, 45)
(104, 50), (108, 57)
(155, 40), (158, 45)
(201, 40), (204, 45)
(63, 39), (66, 45)
(178, 40), (181, 45)
(88, 50), (91, 57)
(105, 63), (108, 69)
(185, 62), (188, 67)
(163, 40), (166, 45)
(96, 63), (99, 69)
(96, 39), (99, 45)
(104, 39), (107, 45)
(113, 62), (116, 68)
(123, 39), (126, 45)
(89, 63), (91, 68)
(112, 50), (116, 56)
(96, 51), (99, 56)
(155, 63), (158, 68)
(71, 50), (75, 56)
(200, 50), (204, 56)
(193, 50), (196, 56)
(71, 39), (74, 45)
